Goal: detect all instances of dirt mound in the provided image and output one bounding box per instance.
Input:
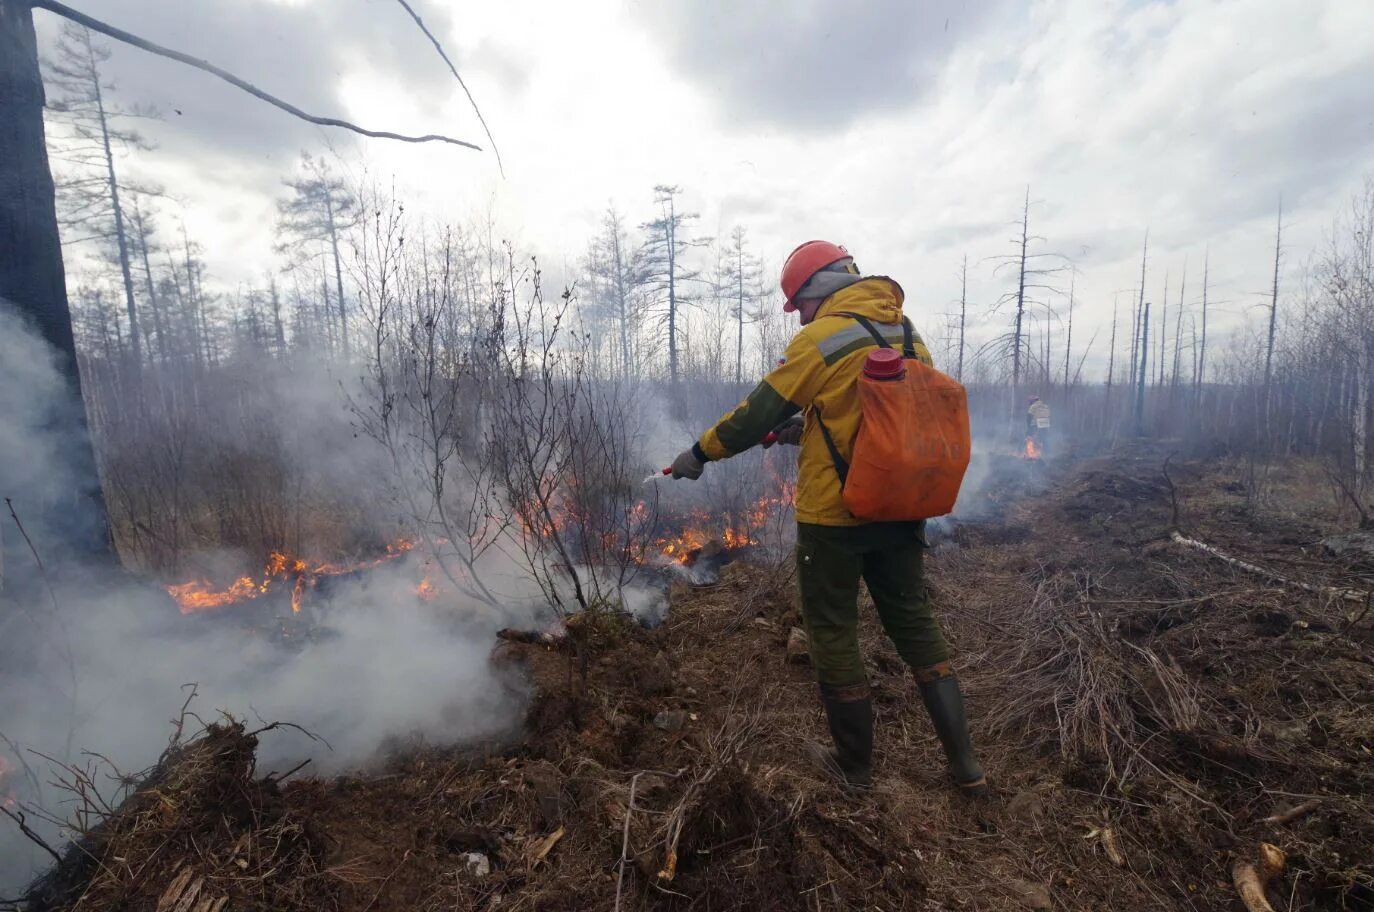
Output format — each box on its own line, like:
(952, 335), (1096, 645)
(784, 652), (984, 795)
(25, 723), (334, 912)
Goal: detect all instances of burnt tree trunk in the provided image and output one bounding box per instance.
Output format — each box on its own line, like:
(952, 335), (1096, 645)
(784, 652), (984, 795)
(957, 254), (967, 382)
(0, 0), (113, 571)
(1135, 301), (1150, 436)
(88, 30), (141, 372)
(1263, 201), (1283, 441)
(1011, 187), (1029, 389)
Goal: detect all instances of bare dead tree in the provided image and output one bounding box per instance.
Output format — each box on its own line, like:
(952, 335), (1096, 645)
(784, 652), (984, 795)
(1129, 231), (1148, 393)
(1062, 268), (1075, 389)
(1107, 294), (1119, 391)
(1158, 269), (1169, 388)
(1171, 261), (1187, 389)
(275, 154), (358, 360)
(1135, 301), (1150, 435)
(958, 254), (968, 382)
(1263, 198), (1284, 438)
(43, 22), (160, 375)
(988, 188), (1068, 412)
(724, 226), (763, 386)
(639, 185), (708, 391)
(1195, 249), (1211, 413)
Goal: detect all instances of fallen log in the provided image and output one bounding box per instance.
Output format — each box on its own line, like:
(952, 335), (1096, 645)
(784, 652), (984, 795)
(1262, 798), (1321, 827)
(1232, 843), (1285, 912)
(1170, 532), (1368, 603)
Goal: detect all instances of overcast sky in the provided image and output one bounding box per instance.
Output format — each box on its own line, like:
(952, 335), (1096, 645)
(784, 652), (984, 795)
(35, 0), (1374, 372)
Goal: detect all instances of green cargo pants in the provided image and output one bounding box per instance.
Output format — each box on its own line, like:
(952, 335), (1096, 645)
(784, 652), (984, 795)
(796, 521), (949, 687)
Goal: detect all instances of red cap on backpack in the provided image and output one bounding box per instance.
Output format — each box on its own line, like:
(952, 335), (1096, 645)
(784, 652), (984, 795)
(862, 348), (905, 380)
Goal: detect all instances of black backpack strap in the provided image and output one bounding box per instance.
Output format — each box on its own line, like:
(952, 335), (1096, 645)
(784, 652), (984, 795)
(834, 310), (916, 358)
(833, 311), (890, 348)
(900, 317), (917, 359)
(813, 405), (849, 487)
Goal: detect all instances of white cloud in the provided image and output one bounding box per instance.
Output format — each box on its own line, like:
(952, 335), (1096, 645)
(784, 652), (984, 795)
(37, 0), (1374, 371)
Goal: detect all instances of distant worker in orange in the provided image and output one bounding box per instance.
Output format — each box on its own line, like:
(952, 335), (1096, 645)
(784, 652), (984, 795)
(667, 241), (986, 796)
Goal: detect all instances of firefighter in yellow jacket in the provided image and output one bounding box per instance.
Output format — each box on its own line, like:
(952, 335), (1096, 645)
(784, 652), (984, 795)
(671, 241), (986, 795)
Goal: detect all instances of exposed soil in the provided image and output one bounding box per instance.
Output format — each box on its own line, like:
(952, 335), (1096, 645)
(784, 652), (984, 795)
(21, 445), (1374, 911)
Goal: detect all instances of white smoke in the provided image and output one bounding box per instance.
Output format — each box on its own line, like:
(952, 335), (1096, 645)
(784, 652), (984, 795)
(0, 303), (539, 894)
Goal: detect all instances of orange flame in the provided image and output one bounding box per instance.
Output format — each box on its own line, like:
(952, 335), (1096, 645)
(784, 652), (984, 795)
(167, 540), (417, 615)
(650, 481), (796, 564)
(1022, 437), (1042, 460)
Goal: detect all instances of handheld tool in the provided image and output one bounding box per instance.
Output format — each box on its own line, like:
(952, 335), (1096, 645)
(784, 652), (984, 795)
(643, 432), (779, 484)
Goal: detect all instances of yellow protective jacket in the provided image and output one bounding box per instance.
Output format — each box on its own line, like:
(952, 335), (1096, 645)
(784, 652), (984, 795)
(695, 277), (933, 526)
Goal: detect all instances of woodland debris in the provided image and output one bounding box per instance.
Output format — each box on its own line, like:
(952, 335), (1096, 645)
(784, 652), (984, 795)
(1100, 826), (1125, 867)
(1170, 532), (1368, 602)
(1262, 798), (1321, 827)
(156, 868), (196, 912)
(1082, 820), (1125, 867)
(531, 825), (565, 865)
(496, 627), (562, 646)
(1232, 843), (1286, 912)
(462, 852), (490, 878)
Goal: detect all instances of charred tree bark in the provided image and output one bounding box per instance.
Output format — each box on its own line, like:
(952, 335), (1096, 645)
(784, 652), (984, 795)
(1011, 187), (1030, 389)
(1158, 270), (1169, 389)
(0, 0), (113, 569)
(1263, 201), (1283, 440)
(1063, 271), (1074, 389)
(1171, 264), (1186, 388)
(1129, 231), (1148, 393)
(1107, 295), (1118, 392)
(1196, 249), (1210, 413)
(957, 254), (967, 382)
(1135, 301), (1150, 436)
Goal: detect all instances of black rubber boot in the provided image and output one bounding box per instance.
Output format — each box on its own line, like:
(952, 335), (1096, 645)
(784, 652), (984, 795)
(811, 683), (874, 789)
(916, 665), (988, 797)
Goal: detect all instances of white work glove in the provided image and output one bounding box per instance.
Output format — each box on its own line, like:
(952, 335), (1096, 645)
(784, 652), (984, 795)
(670, 447), (705, 480)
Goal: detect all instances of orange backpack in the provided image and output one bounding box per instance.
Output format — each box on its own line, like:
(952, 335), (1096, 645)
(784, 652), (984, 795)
(815, 315), (971, 522)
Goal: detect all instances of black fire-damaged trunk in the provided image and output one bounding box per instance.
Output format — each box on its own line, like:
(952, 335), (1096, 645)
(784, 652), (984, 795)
(0, 0), (113, 579)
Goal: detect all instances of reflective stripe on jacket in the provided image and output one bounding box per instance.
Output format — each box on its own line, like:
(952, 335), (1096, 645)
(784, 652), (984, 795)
(697, 277), (932, 526)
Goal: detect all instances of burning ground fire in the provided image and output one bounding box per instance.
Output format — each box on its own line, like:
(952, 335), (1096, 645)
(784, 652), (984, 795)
(165, 479), (796, 614)
(1022, 437), (1042, 460)
(652, 484), (796, 564)
(166, 539), (420, 615)
(519, 478), (795, 567)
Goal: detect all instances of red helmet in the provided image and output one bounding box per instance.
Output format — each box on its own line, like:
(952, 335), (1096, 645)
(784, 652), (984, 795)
(781, 240), (849, 312)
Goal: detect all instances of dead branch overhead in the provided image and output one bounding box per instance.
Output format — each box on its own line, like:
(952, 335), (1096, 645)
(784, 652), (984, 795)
(30, 0), (482, 151)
